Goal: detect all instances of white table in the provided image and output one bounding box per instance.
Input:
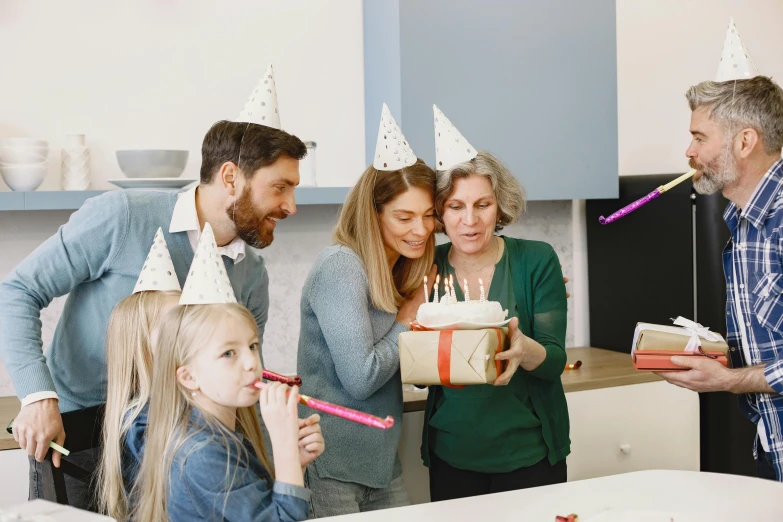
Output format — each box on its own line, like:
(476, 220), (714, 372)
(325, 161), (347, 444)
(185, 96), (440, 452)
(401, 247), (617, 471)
(324, 470), (783, 521)
(0, 499), (115, 521)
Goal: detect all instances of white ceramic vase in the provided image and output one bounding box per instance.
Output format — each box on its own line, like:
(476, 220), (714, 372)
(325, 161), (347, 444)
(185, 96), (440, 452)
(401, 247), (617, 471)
(61, 134), (91, 190)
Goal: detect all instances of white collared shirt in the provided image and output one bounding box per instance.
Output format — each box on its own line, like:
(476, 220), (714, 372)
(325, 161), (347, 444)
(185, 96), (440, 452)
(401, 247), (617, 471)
(169, 185), (247, 263)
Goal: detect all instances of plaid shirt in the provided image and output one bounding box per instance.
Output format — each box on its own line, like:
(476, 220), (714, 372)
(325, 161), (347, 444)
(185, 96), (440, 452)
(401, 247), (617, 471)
(723, 158), (783, 481)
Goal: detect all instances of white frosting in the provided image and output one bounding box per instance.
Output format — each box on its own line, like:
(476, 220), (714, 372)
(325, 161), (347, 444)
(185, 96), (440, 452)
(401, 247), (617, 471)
(416, 300), (508, 327)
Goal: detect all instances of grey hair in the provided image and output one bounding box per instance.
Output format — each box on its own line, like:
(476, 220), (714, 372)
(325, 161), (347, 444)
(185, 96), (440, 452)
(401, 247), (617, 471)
(435, 151), (526, 232)
(685, 76), (783, 155)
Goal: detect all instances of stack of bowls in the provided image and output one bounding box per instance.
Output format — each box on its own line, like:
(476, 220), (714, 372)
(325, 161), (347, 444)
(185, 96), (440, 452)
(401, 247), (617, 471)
(0, 138), (49, 191)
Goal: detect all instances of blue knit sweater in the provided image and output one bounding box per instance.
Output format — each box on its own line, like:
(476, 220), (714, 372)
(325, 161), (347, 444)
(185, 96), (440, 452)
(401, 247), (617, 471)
(0, 190), (270, 412)
(297, 245), (408, 489)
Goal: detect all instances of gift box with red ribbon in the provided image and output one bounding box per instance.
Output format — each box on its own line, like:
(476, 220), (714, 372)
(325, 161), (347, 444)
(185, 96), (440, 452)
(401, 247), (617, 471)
(398, 328), (508, 387)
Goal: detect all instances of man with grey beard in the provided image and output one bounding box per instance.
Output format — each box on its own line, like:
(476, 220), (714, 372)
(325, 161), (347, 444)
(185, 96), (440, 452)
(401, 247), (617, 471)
(655, 76), (783, 481)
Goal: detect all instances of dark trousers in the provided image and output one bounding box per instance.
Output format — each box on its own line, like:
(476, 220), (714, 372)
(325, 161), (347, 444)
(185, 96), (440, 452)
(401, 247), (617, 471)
(27, 404), (104, 512)
(28, 446), (101, 511)
(757, 439), (778, 481)
(428, 452), (567, 502)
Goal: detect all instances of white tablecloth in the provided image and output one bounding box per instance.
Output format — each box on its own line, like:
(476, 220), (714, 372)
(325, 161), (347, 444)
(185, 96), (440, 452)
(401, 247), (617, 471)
(323, 470), (783, 521)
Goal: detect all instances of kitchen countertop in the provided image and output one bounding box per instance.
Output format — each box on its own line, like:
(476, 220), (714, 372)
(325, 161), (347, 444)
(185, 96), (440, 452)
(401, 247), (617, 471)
(0, 396), (20, 451)
(1, 348), (657, 449)
(403, 347), (660, 413)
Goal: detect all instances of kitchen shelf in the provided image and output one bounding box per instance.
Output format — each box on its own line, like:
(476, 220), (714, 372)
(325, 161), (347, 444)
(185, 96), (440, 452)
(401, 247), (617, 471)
(0, 187), (351, 211)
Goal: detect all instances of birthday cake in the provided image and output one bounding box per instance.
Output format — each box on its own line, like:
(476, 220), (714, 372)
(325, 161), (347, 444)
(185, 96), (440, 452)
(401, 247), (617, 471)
(416, 300), (508, 327)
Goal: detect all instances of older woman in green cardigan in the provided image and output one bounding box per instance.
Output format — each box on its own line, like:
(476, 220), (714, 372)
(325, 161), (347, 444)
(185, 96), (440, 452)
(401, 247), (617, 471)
(422, 151), (570, 500)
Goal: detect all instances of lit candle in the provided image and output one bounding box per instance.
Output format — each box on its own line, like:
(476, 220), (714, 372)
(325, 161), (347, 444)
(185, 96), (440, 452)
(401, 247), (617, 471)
(449, 274), (456, 301)
(479, 278), (485, 302)
(433, 274), (440, 303)
(442, 279), (450, 304)
(463, 278), (470, 301)
(423, 275), (429, 303)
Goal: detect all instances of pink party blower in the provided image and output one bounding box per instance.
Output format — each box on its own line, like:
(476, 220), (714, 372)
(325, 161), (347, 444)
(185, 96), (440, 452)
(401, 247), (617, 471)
(599, 170), (696, 224)
(254, 382), (395, 430)
(262, 369), (302, 387)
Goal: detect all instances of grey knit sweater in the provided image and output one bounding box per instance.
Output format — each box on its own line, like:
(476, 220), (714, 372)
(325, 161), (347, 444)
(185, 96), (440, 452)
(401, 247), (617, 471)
(297, 245), (408, 489)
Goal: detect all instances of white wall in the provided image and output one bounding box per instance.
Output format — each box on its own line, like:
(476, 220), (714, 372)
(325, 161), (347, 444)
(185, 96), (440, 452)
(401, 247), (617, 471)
(616, 0), (783, 176)
(570, 0), (783, 347)
(0, 0), (366, 189)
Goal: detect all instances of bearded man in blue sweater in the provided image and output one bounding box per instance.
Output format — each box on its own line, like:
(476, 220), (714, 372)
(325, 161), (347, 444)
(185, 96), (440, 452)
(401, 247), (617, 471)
(0, 117), (306, 509)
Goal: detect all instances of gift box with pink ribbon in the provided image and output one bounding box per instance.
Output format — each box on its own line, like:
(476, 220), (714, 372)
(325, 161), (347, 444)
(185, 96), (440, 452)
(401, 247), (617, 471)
(631, 317), (730, 371)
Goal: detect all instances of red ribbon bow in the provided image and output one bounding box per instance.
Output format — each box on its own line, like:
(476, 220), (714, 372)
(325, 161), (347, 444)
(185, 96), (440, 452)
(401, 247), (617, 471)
(411, 323), (503, 388)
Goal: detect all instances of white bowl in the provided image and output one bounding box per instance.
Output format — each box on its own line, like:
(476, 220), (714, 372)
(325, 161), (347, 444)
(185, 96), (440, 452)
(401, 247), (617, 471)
(116, 150), (188, 178)
(1, 137), (48, 148)
(1, 147), (48, 164)
(0, 164), (47, 191)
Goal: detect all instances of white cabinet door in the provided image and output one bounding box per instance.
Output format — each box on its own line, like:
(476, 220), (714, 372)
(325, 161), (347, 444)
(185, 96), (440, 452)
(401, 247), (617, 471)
(0, 449), (29, 507)
(566, 381), (700, 481)
(399, 381), (701, 503)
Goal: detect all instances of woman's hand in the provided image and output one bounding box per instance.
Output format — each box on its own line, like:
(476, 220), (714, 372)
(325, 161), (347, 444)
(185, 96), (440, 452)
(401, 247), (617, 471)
(397, 264), (438, 325)
(298, 414), (325, 469)
(561, 264), (570, 299)
(493, 317), (547, 385)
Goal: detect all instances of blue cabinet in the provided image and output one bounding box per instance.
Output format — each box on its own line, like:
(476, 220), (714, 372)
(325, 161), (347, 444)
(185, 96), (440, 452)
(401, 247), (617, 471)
(364, 0), (618, 200)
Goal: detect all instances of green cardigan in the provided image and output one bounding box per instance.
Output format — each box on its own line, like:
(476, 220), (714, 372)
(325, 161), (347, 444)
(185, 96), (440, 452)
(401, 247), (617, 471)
(421, 236), (571, 472)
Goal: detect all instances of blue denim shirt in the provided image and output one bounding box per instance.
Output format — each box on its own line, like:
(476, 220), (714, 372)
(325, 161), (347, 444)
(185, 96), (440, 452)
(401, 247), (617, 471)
(132, 407), (310, 522)
(122, 405), (148, 498)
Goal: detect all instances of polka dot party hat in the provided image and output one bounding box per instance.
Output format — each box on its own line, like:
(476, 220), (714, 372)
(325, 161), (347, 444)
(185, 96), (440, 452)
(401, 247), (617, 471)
(433, 104), (477, 171)
(373, 103), (417, 171)
(236, 64), (281, 129)
(133, 227), (181, 294)
(179, 222), (237, 305)
(715, 17), (758, 82)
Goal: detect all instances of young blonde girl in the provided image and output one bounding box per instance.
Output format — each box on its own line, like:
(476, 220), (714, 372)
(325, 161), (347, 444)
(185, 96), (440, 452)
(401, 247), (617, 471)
(132, 303), (323, 522)
(97, 289), (181, 520)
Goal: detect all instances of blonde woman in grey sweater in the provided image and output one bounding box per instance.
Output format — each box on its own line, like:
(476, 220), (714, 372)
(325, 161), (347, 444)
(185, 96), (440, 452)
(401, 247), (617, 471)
(297, 155), (437, 517)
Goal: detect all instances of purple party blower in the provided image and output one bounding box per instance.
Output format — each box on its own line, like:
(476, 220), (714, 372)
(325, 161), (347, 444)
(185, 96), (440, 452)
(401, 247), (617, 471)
(599, 170), (697, 225)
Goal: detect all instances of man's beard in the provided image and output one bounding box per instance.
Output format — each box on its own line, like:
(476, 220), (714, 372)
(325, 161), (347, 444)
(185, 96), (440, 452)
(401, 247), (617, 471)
(691, 145), (739, 195)
(227, 185), (286, 249)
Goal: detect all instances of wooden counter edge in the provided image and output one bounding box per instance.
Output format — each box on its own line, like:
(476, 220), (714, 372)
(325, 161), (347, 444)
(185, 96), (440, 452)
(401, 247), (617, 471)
(402, 347), (664, 413)
(0, 396), (21, 451)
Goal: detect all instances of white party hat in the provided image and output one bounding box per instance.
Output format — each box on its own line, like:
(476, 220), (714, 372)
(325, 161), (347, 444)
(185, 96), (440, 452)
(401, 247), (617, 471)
(179, 222), (237, 305)
(236, 64), (281, 129)
(433, 105), (477, 171)
(373, 103), (417, 171)
(133, 227), (181, 294)
(715, 17), (758, 82)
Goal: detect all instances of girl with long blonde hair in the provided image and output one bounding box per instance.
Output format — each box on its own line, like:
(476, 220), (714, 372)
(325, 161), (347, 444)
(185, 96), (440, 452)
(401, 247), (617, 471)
(132, 302), (322, 522)
(97, 289), (181, 520)
(296, 106), (437, 516)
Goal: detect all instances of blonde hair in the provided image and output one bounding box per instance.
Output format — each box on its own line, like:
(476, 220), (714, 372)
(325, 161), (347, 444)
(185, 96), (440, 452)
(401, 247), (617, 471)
(97, 290), (180, 521)
(132, 303), (270, 522)
(334, 160), (436, 313)
(436, 151), (526, 232)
